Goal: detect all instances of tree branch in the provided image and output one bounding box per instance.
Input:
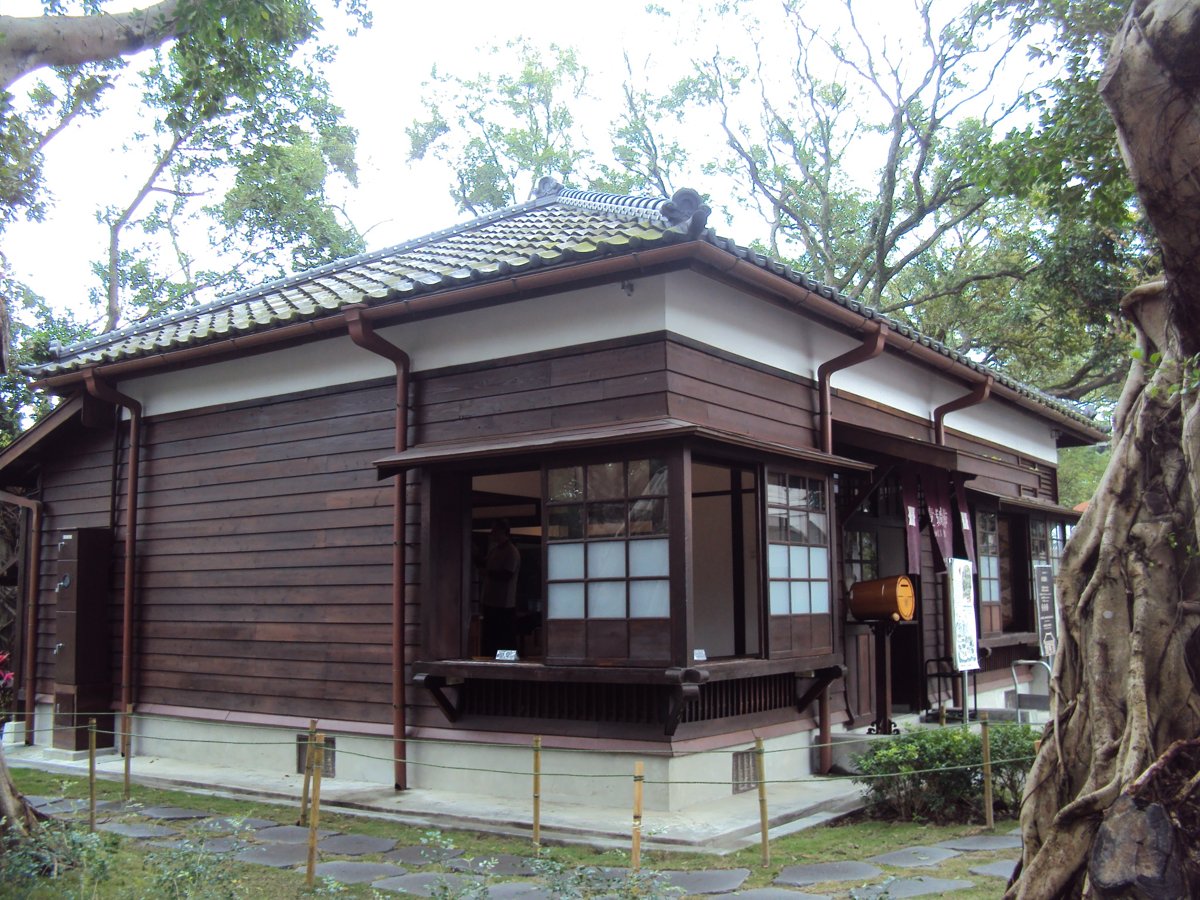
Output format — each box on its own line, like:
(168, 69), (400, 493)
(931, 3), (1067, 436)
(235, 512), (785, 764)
(1, 1), (183, 90)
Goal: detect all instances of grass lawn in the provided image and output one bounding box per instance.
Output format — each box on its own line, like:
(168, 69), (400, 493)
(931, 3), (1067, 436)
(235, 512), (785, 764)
(4, 766), (1019, 898)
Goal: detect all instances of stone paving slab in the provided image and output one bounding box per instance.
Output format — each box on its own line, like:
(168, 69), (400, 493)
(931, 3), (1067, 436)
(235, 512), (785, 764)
(485, 883), (555, 899)
(852, 876), (975, 898)
(866, 846), (961, 868)
(714, 890), (832, 899)
(935, 833), (1023, 851)
(383, 845), (465, 866)
(311, 861), (408, 884)
(776, 861), (882, 887)
(373, 872), (475, 896)
(254, 823), (336, 843)
(97, 821), (179, 839)
(970, 858), (1020, 879)
(662, 868), (751, 894)
(136, 805), (212, 820)
(317, 833), (397, 856)
(448, 853), (538, 876)
(234, 843), (311, 868)
(196, 816), (277, 833)
(147, 836), (244, 854)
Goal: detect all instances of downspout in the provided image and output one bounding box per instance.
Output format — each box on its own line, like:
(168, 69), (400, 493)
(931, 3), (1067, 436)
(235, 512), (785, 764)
(0, 489), (43, 744)
(817, 322), (887, 455)
(343, 305), (411, 791)
(933, 376), (993, 446)
(81, 370), (141, 757)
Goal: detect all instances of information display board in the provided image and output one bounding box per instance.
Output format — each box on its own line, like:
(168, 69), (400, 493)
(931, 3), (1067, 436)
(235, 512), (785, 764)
(1033, 563), (1059, 658)
(947, 558), (980, 672)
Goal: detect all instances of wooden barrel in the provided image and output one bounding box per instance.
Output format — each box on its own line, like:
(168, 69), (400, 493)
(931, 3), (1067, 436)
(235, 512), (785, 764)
(849, 575), (916, 621)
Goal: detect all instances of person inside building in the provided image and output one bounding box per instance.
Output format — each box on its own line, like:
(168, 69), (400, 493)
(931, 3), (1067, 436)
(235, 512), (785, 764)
(479, 519), (521, 656)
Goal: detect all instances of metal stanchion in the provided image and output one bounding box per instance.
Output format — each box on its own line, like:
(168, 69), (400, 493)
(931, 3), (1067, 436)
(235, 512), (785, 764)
(88, 718), (97, 832)
(532, 736), (542, 847)
(631, 761), (644, 870)
(305, 734), (326, 888)
(981, 711), (994, 830)
(756, 737), (770, 867)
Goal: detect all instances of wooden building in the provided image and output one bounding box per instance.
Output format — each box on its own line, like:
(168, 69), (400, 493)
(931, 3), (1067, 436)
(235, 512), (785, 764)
(0, 182), (1103, 808)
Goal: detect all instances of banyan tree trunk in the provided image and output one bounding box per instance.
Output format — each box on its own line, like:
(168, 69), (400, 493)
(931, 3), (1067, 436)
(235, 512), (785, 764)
(1009, 2), (1200, 897)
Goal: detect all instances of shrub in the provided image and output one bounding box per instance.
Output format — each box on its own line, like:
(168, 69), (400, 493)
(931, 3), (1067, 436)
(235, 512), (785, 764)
(851, 722), (1038, 823)
(0, 820), (117, 897)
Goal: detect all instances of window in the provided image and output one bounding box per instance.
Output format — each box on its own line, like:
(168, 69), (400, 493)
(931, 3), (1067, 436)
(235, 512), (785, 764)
(766, 471), (834, 656)
(545, 458), (670, 621)
(843, 530), (879, 589)
(977, 510), (1002, 633)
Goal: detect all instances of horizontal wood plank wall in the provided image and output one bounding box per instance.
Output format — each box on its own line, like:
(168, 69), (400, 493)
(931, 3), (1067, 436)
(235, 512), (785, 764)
(117, 380), (401, 727)
(35, 420), (115, 703)
(665, 342), (817, 448)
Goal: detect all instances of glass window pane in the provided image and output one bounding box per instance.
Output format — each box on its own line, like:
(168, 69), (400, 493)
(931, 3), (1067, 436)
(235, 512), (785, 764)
(547, 543), (584, 581)
(548, 467), (583, 502)
(588, 541), (626, 578)
(588, 581), (626, 618)
(789, 545), (808, 579)
(767, 472), (787, 506)
(807, 478), (826, 511)
(767, 511), (788, 542)
(547, 505), (583, 540)
(629, 538), (669, 577)
(630, 580), (669, 617)
(628, 458), (668, 497)
(768, 544), (790, 578)
(587, 502), (626, 538)
(787, 473), (809, 507)
(587, 462), (624, 500)
(809, 547), (829, 580)
(790, 580), (810, 615)
(807, 512), (828, 544)
(788, 511), (806, 542)
(629, 497), (667, 535)
(547, 582), (584, 619)
(811, 580), (830, 614)
(769, 581), (790, 615)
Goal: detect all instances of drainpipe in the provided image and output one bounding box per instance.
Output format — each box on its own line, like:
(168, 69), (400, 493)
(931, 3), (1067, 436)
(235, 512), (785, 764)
(817, 322), (887, 454)
(81, 370), (141, 760)
(933, 376), (993, 446)
(343, 305), (411, 791)
(0, 489), (43, 744)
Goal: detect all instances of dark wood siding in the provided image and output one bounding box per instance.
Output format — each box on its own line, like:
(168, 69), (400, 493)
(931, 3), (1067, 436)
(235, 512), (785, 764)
(122, 380), (399, 726)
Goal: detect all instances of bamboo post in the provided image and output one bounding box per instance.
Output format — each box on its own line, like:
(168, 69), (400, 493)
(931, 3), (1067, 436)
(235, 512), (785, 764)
(938, 704), (947, 727)
(532, 736), (542, 848)
(88, 717), (97, 832)
(631, 761), (644, 870)
(981, 711), (994, 830)
(305, 734), (325, 888)
(755, 737), (770, 867)
(298, 719), (317, 825)
(123, 704), (132, 800)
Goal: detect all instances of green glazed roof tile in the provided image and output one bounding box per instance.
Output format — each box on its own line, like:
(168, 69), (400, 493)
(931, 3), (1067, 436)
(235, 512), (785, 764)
(22, 182), (1099, 432)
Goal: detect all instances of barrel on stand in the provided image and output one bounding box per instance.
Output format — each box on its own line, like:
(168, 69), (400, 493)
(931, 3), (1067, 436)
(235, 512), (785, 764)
(849, 574), (915, 622)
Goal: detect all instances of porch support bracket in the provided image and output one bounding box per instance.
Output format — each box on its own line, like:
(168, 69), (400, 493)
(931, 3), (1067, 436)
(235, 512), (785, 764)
(663, 667), (710, 736)
(413, 673), (463, 723)
(795, 665), (846, 712)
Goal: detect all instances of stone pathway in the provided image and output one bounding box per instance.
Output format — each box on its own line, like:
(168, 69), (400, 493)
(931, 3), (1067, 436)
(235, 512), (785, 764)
(32, 794), (1022, 897)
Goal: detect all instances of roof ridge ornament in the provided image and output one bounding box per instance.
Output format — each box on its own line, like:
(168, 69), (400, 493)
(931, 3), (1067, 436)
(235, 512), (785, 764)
(661, 188), (711, 238)
(532, 176), (564, 199)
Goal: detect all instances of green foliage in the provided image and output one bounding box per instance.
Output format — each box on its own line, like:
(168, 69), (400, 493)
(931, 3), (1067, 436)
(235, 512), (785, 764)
(531, 853), (684, 899)
(1057, 443), (1110, 509)
(0, 821), (119, 898)
(852, 723), (1039, 823)
(144, 833), (249, 900)
(407, 41), (593, 215)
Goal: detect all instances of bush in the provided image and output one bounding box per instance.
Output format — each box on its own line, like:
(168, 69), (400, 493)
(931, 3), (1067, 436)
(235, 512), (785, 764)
(851, 722), (1038, 823)
(0, 820), (117, 898)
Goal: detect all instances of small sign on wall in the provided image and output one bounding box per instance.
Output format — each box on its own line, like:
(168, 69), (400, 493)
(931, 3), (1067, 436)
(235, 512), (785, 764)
(946, 558), (980, 672)
(1033, 564), (1059, 658)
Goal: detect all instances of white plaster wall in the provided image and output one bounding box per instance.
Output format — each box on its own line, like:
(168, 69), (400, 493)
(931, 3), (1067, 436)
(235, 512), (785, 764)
(114, 268), (1058, 461)
(117, 277), (667, 418)
(663, 270), (1060, 463)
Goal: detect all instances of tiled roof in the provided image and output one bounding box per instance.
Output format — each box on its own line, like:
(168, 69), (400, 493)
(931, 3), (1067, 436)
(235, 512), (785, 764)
(25, 181), (1099, 433)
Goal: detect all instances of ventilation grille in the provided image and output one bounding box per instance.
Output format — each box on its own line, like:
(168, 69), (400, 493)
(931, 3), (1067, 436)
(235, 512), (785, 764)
(296, 735), (336, 779)
(732, 749), (758, 794)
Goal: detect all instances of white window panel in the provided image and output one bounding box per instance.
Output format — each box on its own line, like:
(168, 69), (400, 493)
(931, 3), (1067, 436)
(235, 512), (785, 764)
(629, 538), (669, 577)
(548, 542), (585, 581)
(547, 582), (585, 619)
(630, 580), (670, 618)
(588, 541), (626, 578)
(588, 581), (626, 618)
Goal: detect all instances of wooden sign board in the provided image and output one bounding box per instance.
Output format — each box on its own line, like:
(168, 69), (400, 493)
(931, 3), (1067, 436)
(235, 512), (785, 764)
(947, 558), (980, 672)
(1033, 563), (1059, 658)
